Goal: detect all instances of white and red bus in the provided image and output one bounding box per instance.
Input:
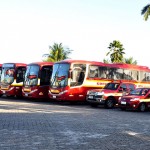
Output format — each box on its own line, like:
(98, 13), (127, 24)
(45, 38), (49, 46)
(0, 63), (26, 98)
(22, 62), (53, 99)
(48, 59), (150, 102)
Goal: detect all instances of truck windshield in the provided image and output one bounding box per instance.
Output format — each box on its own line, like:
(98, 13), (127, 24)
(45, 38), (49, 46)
(50, 63), (70, 88)
(103, 83), (119, 90)
(130, 88), (149, 96)
(0, 67), (15, 84)
(24, 65), (39, 86)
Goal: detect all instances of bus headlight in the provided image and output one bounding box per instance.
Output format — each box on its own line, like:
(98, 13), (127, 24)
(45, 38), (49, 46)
(59, 90), (68, 95)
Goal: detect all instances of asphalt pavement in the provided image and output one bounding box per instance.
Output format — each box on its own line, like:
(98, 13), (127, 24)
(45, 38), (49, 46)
(0, 97), (150, 150)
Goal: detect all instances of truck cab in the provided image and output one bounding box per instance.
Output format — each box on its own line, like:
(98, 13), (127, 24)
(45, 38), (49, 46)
(86, 81), (136, 108)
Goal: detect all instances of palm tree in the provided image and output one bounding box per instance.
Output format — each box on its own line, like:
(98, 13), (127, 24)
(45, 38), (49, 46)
(124, 57), (137, 65)
(45, 43), (73, 62)
(103, 58), (110, 64)
(106, 40), (125, 63)
(141, 4), (150, 21)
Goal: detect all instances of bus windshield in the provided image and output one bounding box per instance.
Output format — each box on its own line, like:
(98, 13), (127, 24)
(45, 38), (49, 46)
(24, 65), (39, 86)
(1, 67), (15, 84)
(50, 63), (70, 88)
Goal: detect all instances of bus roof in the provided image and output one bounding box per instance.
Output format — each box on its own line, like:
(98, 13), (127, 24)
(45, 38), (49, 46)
(54, 59), (150, 72)
(27, 62), (53, 67)
(111, 63), (150, 71)
(2, 63), (26, 67)
(55, 59), (106, 66)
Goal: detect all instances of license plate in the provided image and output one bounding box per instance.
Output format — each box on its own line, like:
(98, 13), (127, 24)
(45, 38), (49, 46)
(88, 95), (93, 99)
(53, 95), (56, 98)
(25, 93), (28, 96)
(121, 101), (126, 105)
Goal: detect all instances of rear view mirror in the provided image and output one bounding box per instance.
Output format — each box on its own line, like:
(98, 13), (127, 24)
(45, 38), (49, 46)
(28, 75), (37, 79)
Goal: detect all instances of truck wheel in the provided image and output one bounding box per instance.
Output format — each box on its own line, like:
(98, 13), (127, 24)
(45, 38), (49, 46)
(138, 103), (146, 112)
(105, 98), (115, 109)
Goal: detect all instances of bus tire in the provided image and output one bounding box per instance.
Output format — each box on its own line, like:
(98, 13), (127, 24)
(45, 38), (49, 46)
(105, 97), (115, 109)
(138, 103), (146, 112)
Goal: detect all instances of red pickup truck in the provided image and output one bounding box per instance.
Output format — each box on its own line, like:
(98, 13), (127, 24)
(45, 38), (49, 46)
(86, 81), (136, 108)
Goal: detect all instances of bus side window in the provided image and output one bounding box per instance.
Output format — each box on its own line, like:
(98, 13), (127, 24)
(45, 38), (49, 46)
(88, 66), (98, 78)
(99, 67), (108, 79)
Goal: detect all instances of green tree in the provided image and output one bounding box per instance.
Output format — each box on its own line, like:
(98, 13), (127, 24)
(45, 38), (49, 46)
(103, 58), (111, 64)
(124, 57), (137, 65)
(141, 4), (150, 21)
(44, 43), (73, 62)
(106, 40), (125, 63)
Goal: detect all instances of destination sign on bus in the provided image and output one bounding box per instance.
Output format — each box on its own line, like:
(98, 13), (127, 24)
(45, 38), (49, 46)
(2, 63), (15, 68)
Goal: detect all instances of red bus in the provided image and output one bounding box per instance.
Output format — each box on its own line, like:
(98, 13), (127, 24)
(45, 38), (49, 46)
(22, 62), (53, 99)
(48, 59), (150, 102)
(0, 63), (26, 98)
(0, 64), (2, 97)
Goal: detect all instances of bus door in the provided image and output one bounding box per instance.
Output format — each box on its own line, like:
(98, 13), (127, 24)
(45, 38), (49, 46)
(15, 66), (26, 96)
(70, 64), (86, 101)
(39, 66), (53, 97)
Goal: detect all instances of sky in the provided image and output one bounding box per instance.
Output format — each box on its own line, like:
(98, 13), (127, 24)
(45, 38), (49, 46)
(0, 0), (150, 67)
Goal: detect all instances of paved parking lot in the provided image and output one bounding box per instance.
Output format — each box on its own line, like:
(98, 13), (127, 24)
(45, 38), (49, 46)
(0, 97), (150, 150)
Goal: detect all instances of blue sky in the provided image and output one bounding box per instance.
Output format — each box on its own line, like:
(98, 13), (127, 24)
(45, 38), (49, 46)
(0, 0), (150, 66)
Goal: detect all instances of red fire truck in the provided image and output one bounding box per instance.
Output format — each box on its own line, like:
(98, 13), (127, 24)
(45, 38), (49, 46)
(0, 63), (26, 97)
(22, 62), (53, 99)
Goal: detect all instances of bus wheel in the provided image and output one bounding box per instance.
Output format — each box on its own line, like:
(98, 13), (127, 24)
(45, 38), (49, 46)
(105, 98), (115, 109)
(138, 103), (146, 112)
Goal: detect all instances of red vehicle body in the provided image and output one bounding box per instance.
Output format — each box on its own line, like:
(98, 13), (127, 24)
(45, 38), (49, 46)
(48, 59), (150, 102)
(22, 62), (53, 99)
(0, 63), (26, 97)
(118, 88), (150, 112)
(0, 64), (2, 96)
(48, 60), (112, 102)
(86, 81), (136, 108)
